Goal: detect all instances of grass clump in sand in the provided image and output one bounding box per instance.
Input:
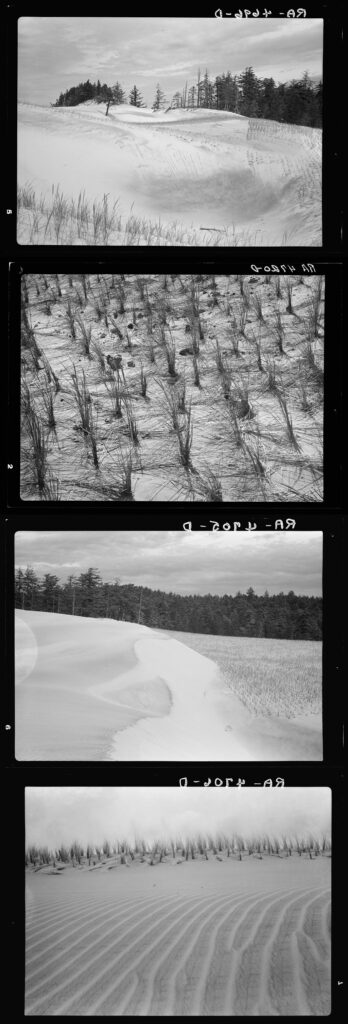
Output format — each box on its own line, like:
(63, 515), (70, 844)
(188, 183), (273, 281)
(19, 272), (324, 503)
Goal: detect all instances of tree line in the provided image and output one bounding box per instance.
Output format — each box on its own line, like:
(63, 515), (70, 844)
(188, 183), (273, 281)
(15, 566), (322, 640)
(172, 67), (322, 128)
(53, 66), (322, 127)
(53, 79), (157, 111)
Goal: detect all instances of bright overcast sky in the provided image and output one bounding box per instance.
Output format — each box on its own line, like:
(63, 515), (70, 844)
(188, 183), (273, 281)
(15, 531), (322, 596)
(26, 787), (331, 848)
(18, 17), (323, 106)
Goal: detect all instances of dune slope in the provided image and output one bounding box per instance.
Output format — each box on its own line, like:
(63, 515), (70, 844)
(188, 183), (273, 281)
(15, 610), (322, 761)
(15, 610), (237, 761)
(18, 103), (322, 245)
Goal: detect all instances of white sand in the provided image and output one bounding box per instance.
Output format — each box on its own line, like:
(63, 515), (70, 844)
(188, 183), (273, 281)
(15, 611), (171, 760)
(18, 103), (322, 245)
(25, 856), (331, 1016)
(15, 610), (322, 761)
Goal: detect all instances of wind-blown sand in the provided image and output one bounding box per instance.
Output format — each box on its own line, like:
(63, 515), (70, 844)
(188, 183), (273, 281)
(17, 103), (322, 245)
(15, 610), (322, 761)
(25, 857), (331, 1016)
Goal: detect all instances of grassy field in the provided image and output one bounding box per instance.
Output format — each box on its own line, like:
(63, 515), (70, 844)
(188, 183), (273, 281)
(169, 632), (322, 718)
(20, 273), (324, 502)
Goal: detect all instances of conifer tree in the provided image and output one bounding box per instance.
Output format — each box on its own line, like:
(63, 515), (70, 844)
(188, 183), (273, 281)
(14, 564), (322, 640)
(171, 91), (182, 109)
(112, 82), (126, 104)
(152, 84), (166, 111)
(129, 85), (145, 107)
(52, 69), (322, 126)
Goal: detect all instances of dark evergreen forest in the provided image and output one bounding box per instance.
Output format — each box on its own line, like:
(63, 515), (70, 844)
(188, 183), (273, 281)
(15, 567), (322, 641)
(53, 67), (322, 128)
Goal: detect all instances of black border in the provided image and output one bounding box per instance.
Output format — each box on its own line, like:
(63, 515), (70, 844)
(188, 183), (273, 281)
(2, 4), (345, 1018)
(4, 773), (344, 1019)
(3, 2), (344, 257)
(2, 514), (344, 768)
(6, 261), (342, 511)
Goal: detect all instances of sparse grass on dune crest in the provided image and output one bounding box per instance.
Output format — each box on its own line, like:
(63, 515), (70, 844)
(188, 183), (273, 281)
(20, 273), (324, 502)
(25, 829), (331, 869)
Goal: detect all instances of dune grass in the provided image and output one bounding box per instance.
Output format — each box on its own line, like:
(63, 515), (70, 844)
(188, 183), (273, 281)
(18, 184), (256, 247)
(167, 632), (322, 719)
(26, 828), (331, 870)
(20, 272), (324, 502)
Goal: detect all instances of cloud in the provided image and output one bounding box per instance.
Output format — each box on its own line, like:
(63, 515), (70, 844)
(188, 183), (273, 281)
(18, 16), (323, 105)
(25, 787), (331, 849)
(140, 63), (197, 79)
(15, 531), (322, 597)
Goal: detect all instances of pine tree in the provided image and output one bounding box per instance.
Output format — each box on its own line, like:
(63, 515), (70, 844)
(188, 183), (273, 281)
(171, 91), (182, 109)
(260, 78), (277, 120)
(239, 66), (259, 117)
(152, 84), (166, 111)
(314, 81), (322, 128)
(63, 575), (78, 615)
(21, 566), (40, 610)
(112, 82), (126, 104)
(197, 68), (202, 106)
(15, 568), (25, 608)
(213, 76), (224, 110)
(52, 68), (322, 127)
(14, 565), (322, 640)
(188, 85), (196, 108)
(202, 70), (213, 108)
(75, 567), (103, 617)
(41, 573), (60, 613)
(129, 85), (145, 108)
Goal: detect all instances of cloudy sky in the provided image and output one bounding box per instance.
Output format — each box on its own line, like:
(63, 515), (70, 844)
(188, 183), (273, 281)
(15, 531), (322, 597)
(18, 17), (323, 106)
(26, 787), (331, 848)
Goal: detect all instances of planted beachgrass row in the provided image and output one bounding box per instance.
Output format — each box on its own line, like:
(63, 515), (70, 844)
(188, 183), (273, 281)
(20, 273), (324, 501)
(25, 830), (331, 871)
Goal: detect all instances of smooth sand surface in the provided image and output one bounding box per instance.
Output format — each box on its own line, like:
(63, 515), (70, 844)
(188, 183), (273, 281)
(25, 856), (331, 1016)
(15, 611), (171, 760)
(15, 610), (322, 761)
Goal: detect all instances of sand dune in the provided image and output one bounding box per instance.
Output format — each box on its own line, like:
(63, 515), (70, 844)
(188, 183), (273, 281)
(15, 609), (237, 761)
(25, 858), (331, 1016)
(15, 610), (322, 761)
(17, 102), (322, 245)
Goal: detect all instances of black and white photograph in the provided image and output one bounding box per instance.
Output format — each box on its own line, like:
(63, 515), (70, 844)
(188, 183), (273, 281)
(17, 16), (323, 247)
(15, 530), (323, 762)
(3, 3), (343, 1018)
(20, 272), (324, 503)
(25, 786), (331, 1016)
